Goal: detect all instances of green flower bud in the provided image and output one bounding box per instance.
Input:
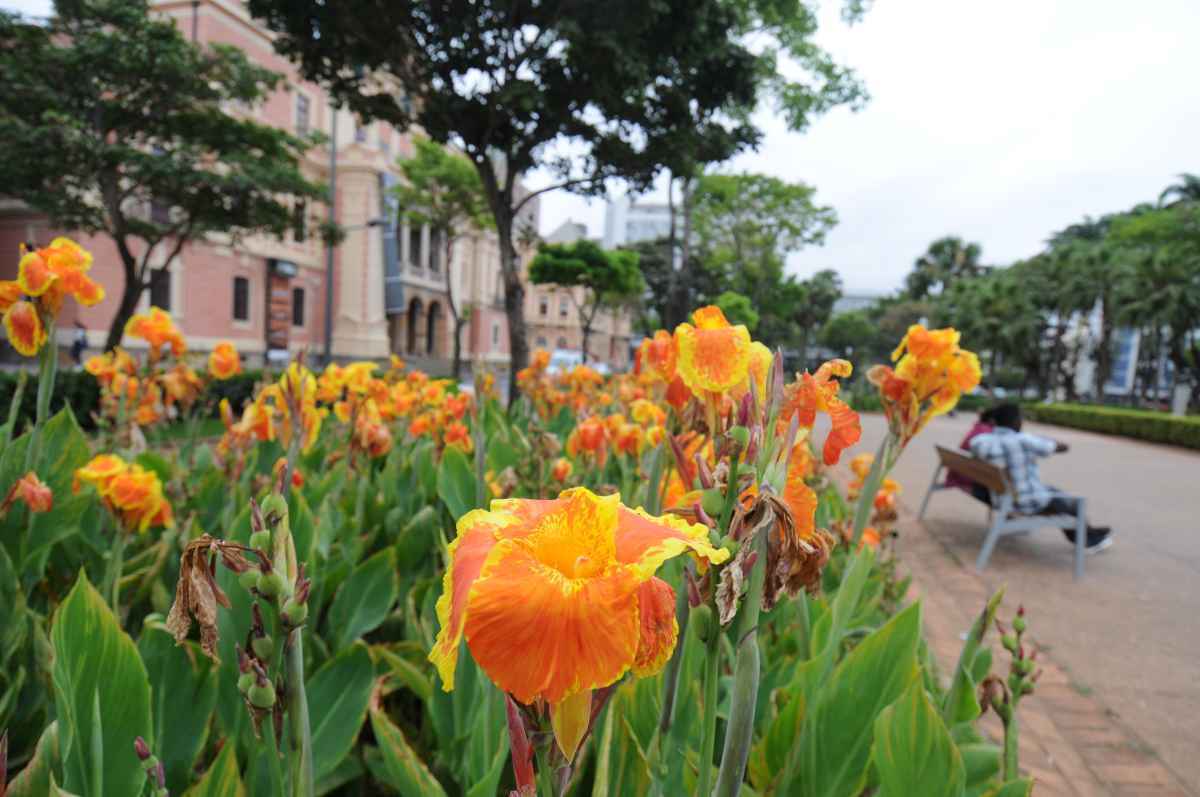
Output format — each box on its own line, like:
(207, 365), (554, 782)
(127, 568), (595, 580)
(691, 604), (714, 644)
(1001, 634), (1018, 653)
(239, 570), (260, 592)
(728, 426), (750, 450)
(700, 487), (725, 519)
(257, 571), (286, 599)
(251, 634), (274, 661)
(281, 597), (309, 626)
(247, 682), (276, 710)
(1012, 615), (1027, 634)
(249, 530), (271, 551)
(237, 671), (255, 694)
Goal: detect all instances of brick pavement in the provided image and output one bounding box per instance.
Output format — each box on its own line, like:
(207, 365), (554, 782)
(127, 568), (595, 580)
(897, 502), (1192, 796)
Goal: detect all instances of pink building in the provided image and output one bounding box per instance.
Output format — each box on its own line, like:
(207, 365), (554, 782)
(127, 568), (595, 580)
(0, 0), (535, 377)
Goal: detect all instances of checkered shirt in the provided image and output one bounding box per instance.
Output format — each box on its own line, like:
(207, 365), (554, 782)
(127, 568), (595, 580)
(968, 427), (1058, 513)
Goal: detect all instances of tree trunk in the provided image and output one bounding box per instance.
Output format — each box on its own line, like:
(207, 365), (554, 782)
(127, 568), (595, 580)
(104, 242), (144, 352)
(444, 232), (463, 379)
(1093, 294), (1114, 399)
(665, 175), (695, 330)
(453, 317), (467, 382)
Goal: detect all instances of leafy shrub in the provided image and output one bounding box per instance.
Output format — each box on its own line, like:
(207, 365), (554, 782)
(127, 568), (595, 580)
(1026, 402), (1200, 450)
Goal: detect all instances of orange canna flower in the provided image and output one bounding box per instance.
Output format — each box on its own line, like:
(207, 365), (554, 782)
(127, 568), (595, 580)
(125, 306), (185, 360)
(781, 360), (862, 465)
(443, 421), (473, 454)
(74, 454), (172, 533)
(428, 488), (728, 759)
(0, 280), (21, 312)
(17, 238), (104, 314)
(2, 471), (54, 514)
(3, 300), (46, 356)
(664, 374), (693, 412)
(551, 457), (573, 482)
(859, 526), (882, 550)
(208, 341), (241, 379)
(634, 330), (677, 384)
(673, 306), (752, 396)
(566, 416), (609, 466)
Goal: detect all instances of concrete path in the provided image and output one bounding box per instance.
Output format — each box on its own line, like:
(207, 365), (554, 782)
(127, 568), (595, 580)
(853, 412), (1199, 794)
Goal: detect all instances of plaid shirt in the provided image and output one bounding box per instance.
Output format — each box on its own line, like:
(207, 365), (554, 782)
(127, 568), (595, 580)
(968, 427), (1058, 513)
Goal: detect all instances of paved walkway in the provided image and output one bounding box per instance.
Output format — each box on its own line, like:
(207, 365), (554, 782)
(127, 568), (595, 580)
(851, 412), (1198, 795)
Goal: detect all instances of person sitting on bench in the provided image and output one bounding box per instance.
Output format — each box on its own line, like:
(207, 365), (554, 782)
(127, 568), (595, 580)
(968, 403), (1113, 554)
(945, 407), (997, 505)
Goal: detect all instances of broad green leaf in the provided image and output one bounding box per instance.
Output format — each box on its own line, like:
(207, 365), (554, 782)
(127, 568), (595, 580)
(327, 548), (400, 651)
(138, 620), (218, 792)
(873, 681), (965, 797)
(51, 573), (153, 797)
(986, 778), (1034, 797)
(6, 721), (59, 797)
(374, 646), (433, 702)
(413, 441), (438, 498)
(798, 601), (922, 797)
(960, 742), (1002, 787)
(436, 447), (477, 520)
(135, 451), (174, 484)
(393, 505), (438, 570)
(307, 641), (375, 781)
(184, 742), (245, 797)
(368, 705), (448, 796)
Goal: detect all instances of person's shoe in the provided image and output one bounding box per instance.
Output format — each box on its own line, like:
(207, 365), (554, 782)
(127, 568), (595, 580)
(1085, 528), (1113, 555)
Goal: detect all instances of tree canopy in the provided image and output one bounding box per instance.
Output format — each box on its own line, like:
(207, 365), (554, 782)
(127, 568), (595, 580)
(0, 0), (324, 349)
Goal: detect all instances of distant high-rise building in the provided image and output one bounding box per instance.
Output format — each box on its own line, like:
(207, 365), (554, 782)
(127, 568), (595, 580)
(603, 195), (676, 248)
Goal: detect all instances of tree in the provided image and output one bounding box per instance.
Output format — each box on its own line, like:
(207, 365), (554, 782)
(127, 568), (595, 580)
(819, 310), (876, 362)
(529, 241), (643, 363)
(905, 236), (986, 299)
(248, 0), (768, 403)
(394, 137), (491, 378)
(1159, 173), (1200, 206)
(0, 0), (324, 350)
(714, 291), (759, 333)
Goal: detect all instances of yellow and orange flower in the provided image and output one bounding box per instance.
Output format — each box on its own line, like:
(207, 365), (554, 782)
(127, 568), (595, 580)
(566, 415), (609, 466)
(443, 421), (472, 454)
(551, 457), (573, 483)
(125, 307), (185, 360)
(429, 488), (727, 759)
(868, 324), (981, 445)
(17, 238), (104, 314)
(1, 471), (54, 514)
(673, 306), (752, 397)
(3, 300), (45, 356)
(634, 329), (677, 385)
(74, 454), (173, 533)
(208, 341), (241, 379)
(780, 359), (862, 465)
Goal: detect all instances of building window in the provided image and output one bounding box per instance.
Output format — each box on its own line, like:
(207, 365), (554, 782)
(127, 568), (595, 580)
(557, 337), (568, 349)
(293, 199), (307, 243)
(408, 225), (422, 268)
(292, 287), (305, 327)
(429, 228), (441, 273)
(381, 128), (391, 155)
(355, 119), (367, 143)
(559, 296), (569, 318)
(536, 336), (547, 348)
(149, 268), (171, 311)
(539, 295), (548, 316)
(233, 276), (250, 322)
(296, 94), (310, 137)
(491, 323), (500, 346)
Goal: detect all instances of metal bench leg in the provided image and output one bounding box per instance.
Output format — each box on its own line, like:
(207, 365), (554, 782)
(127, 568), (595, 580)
(976, 514), (1003, 572)
(918, 464), (944, 520)
(1074, 497), (1086, 580)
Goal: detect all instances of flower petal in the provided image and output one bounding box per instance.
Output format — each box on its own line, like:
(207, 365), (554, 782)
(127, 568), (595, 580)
(550, 689), (593, 762)
(614, 505), (728, 578)
(463, 540), (641, 704)
(632, 577), (678, 677)
(17, 251), (55, 297)
(4, 301), (46, 357)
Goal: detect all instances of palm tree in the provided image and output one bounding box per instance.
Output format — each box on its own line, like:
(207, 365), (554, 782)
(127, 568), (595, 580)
(905, 236), (985, 299)
(1159, 173), (1200, 206)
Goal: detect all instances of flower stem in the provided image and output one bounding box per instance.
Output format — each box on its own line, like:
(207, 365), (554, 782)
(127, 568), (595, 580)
(850, 433), (894, 546)
(24, 322), (58, 471)
(286, 630), (314, 797)
(3, 369), (27, 447)
(696, 615), (722, 797)
(106, 530), (127, 613)
(1002, 712), (1019, 781)
(714, 534), (766, 796)
(265, 717), (287, 797)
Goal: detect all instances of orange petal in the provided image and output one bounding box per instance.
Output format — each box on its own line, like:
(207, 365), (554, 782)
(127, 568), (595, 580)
(429, 510), (503, 689)
(17, 251), (55, 297)
(0, 281), (22, 313)
(550, 689), (593, 762)
(463, 540), (641, 704)
(4, 301), (46, 357)
(614, 505), (728, 577)
(632, 577), (678, 677)
(821, 395), (861, 466)
(673, 306), (752, 394)
(15, 472), (53, 513)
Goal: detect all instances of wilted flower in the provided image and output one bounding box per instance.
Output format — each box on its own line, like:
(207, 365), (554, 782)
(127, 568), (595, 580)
(429, 488), (728, 760)
(1, 471), (54, 514)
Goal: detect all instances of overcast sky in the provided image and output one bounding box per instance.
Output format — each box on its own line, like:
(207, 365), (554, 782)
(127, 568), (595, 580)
(7, 0), (1199, 295)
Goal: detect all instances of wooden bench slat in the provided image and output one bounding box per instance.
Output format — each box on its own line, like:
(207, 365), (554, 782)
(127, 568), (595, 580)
(934, 445), (1009, 494)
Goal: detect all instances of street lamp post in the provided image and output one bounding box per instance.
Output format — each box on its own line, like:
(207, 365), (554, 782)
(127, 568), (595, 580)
(323, 103), (339, 366)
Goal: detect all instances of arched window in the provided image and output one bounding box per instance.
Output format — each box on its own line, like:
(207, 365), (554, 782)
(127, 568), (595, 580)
(406, 297), (424, 354)
(427, 302), (443, 356)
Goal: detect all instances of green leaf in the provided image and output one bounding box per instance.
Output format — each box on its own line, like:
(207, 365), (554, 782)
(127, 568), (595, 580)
(307, 641), (375, 782)
(436, 446), (477, 520)
(138, 620), (218, 792)
(326, 548), (400, 651)
(135, 451), (174, 484)
(798, 602), (922, 797)
(944, 588), (1005, 726)
(393, 505), (438, 571)
(51, 573), (153, 797)
(413, 441), (438, 499)
(374, 646), (433, 702)
(367, 705), (448, 796)
(6, 721), (59, 797)
(960, 742), (1002, 787)
(986, 778), (1034, 797)
(184, 742), (245, 797)
(872, 681), (965, 797)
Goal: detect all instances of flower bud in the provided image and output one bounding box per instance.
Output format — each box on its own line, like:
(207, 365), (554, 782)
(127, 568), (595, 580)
(700, 487), (725, 519)
(134, 736), (152, 761)
(249, 530), (271, 551)
(691, 604), (714, 644)
(257, 571), (286, 599)
(248, 682), (277, 709)
(281, 597), (308, 626)
(1012, 615), (1027, 634)
(252, 634), (274, 661)
(237, 671), (255, 694)
(239, 569), (260, 591)
(1001, 634), (1018, 653)
(728, 425), (750, 451)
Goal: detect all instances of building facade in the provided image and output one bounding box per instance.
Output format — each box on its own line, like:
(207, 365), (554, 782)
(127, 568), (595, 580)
(526, 220), (634, 370)
(603, 195), (677, 249)
(0, 0), (537, 379)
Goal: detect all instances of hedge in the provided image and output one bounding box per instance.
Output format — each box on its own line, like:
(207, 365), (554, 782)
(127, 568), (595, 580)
(0, 368), (268, 434)
(1025, 402), (1200, 450)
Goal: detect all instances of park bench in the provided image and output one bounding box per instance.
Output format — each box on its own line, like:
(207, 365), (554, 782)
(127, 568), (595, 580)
(918, 445), (1087, 579)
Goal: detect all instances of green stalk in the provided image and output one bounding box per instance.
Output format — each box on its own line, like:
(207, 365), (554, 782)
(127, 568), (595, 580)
(795, 592), (812, 660)
(695, 622), (722, 797)
(23, 321), (58, 470)
(106, 530), (127, 613)
(265, 719), (287, 797)
(2, 369), (27, 446)
(714, 535), (766, 797)
(534, 745), (556, 797)
(286, 630), (314, 797)
(1002, 713), (1018, 781)
(656, 567), (691, 735)
(850, 433), (894, 546)
(644, 442), (666, 515)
